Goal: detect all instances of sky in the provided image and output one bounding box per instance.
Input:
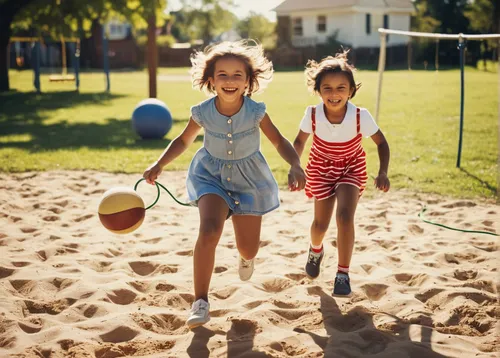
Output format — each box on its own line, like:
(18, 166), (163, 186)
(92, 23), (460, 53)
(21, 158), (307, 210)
(166, 0), (285, 21)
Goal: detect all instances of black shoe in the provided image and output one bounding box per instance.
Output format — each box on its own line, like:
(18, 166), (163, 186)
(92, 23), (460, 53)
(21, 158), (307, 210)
(333, 272), (352, 296)
(305, 246), (324, 279)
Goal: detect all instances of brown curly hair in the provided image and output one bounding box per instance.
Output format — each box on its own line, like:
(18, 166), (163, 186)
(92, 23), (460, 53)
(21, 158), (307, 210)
(305, 50), (361, 98)
(190, 40), (273, 97)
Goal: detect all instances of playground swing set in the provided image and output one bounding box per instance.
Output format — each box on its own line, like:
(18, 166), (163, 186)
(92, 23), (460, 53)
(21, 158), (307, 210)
(9, 34), (111, 93)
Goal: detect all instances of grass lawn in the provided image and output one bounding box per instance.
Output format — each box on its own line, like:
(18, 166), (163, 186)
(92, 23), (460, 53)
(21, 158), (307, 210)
(1, 66), (498, 200)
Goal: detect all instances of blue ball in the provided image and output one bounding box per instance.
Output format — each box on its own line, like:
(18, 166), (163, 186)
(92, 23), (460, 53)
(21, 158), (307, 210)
(132, 98), (173, 139)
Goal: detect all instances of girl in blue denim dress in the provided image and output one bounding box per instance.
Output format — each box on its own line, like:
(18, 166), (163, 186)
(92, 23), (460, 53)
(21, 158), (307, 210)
(143, 40), (306, 329)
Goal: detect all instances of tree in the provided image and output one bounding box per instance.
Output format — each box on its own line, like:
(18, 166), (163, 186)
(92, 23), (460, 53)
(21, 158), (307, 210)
(237, 12), (276, 50)
(180, 0), (236, 45)
(0, 0), (36, 92)
(412, 0), (476, 65)
(1, 0), (166, 93)
(464, 0), (498, 65)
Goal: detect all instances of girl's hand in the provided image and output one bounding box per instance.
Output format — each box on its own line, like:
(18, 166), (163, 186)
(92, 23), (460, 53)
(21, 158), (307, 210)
(143, 161), (163, 185)
(288, 165), (306, 191)
(374, 172), (390, 192)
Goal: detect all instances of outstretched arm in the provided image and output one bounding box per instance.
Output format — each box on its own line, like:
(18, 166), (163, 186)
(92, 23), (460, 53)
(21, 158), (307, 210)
(156, 118), (201, 167)
(370, 130), (390, 192)
(260, 113), (306, 191)
(143, 118), (201, 184)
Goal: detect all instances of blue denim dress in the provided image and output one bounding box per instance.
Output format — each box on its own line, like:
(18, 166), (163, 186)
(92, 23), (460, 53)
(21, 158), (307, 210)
(186, 96), (280, 216)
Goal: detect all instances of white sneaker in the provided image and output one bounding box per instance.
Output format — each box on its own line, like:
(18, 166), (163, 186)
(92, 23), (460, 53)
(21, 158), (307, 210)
(238, 256), (254, 281)
(186, 299), (210, 329)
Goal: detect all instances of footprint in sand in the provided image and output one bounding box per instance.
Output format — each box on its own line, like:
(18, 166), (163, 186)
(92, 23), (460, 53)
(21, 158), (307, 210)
(139, 250), (167, 257)
(0, 266), (16, 278)
(270, 338), (308, 356)
(144, 237), (163, 244)
(394, 273), (429, 287)
(442, 201), (476, 208)
(270, 309), (314, 321)
(364, 225), (379, 232)
(259, 240), (271, 248)
(414, 287), (445, 303)
(228, 318), (261, 337)
(17, 317), (43, 334)
(131, 313), (187, 334)
(20, 227), (38, 233)
(176, 250), (193, 256)
(453, 269), (478, 281)
(244, 300), (264, 309)
(74, 214), (93, 222)
(360, 283), (389, 301)
(213, 286), (239, 300)
(360, 264), (375, 274)
(23, 298), (76, 315)
(99, 326), (140, 343)
(271, 300), (303, 309)
(54, 200), (69, 208)
(408, 224), (424, 234)
(11, 261), (31, 267)
(129, 261), (158, 276)
(261, 278), (293, 293)
(107, 289), (137, 305)
(155, 283), (176, 292)
(276, 250), (306, 259)
(214, 266), (227, 273)
(285, 273), (307, 282)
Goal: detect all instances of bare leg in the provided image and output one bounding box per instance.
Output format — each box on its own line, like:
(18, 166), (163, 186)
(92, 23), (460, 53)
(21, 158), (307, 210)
(335, 184), (360, 267)
(232, 215), (262, 260)
(311, 195), (336, 247)
(194, 194), (229, 302)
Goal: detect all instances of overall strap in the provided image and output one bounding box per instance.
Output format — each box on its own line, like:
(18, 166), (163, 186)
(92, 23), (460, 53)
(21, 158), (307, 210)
(311, 106), (316, 134)
(356, 107), (361, 134)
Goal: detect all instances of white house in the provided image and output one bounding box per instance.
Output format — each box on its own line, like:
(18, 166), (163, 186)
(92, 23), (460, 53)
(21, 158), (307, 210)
(273, 0), (414, 48)
(104, 19), (132, 41)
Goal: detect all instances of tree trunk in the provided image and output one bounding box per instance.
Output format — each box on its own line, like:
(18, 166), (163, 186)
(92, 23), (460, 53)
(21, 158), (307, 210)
(0, 18), (12, 92)
(0, 0), (36, 92)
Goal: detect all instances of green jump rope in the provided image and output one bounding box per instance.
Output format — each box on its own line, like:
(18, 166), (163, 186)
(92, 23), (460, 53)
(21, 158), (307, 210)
(135, 178), (498, 236)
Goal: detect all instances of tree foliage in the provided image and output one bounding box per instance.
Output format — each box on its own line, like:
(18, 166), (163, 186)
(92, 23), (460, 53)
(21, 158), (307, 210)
(236, 12), (276, 49)
(10, 0), (168, 39)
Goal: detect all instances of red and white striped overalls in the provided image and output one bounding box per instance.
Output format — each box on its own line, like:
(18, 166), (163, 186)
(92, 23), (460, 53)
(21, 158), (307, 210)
(305, 106), (368, 200)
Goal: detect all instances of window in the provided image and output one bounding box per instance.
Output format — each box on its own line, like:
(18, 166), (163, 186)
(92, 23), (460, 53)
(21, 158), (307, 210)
(293, 17), (303, 36)
(366, 14), (371, 34)
(317, 15), (326, 33)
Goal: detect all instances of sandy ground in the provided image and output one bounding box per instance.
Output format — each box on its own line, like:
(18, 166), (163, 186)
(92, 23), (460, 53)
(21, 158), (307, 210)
(0, 170), (498, 358)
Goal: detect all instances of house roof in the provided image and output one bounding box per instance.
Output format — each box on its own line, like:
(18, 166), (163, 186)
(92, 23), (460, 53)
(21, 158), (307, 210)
(273, 0), (414, 13)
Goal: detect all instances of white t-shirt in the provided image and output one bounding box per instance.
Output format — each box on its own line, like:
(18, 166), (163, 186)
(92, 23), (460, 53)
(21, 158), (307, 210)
(299, 102), (379, 142)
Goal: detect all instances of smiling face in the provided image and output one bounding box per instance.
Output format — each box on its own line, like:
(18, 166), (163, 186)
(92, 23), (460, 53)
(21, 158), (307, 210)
(318, 72), (355, 114)
(209, 56), (250, 102)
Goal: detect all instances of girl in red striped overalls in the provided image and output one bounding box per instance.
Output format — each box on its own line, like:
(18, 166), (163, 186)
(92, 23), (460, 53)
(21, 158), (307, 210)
(293, 51), (391, 296)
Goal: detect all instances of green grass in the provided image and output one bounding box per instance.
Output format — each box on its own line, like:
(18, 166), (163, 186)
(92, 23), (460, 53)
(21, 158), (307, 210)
(1, 66), (498, 199)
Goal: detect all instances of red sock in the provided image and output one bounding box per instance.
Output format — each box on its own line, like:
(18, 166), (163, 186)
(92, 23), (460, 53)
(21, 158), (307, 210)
(310, 243), (323, 253)
(337, 265), (349, 274)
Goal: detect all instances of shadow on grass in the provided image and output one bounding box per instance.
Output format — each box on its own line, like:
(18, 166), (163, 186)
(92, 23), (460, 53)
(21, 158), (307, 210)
(0, 117), (200, 150)
(459, 168), (497, 196)
(0, 90), (198, 150)
(0, 90), (125, 123)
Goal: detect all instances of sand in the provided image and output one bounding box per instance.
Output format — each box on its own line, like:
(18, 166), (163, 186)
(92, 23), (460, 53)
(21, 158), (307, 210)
(0, 170), (498, 358)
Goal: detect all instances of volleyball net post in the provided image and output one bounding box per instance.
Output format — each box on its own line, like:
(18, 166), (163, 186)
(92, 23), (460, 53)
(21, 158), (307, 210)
(375, 29), (500, 173)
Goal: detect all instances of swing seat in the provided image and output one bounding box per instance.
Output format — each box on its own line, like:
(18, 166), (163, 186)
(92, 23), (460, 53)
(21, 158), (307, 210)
(49, 74), (75, 82)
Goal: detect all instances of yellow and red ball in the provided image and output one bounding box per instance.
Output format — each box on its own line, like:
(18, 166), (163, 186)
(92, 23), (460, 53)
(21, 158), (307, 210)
(98, 187), (145, 234)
